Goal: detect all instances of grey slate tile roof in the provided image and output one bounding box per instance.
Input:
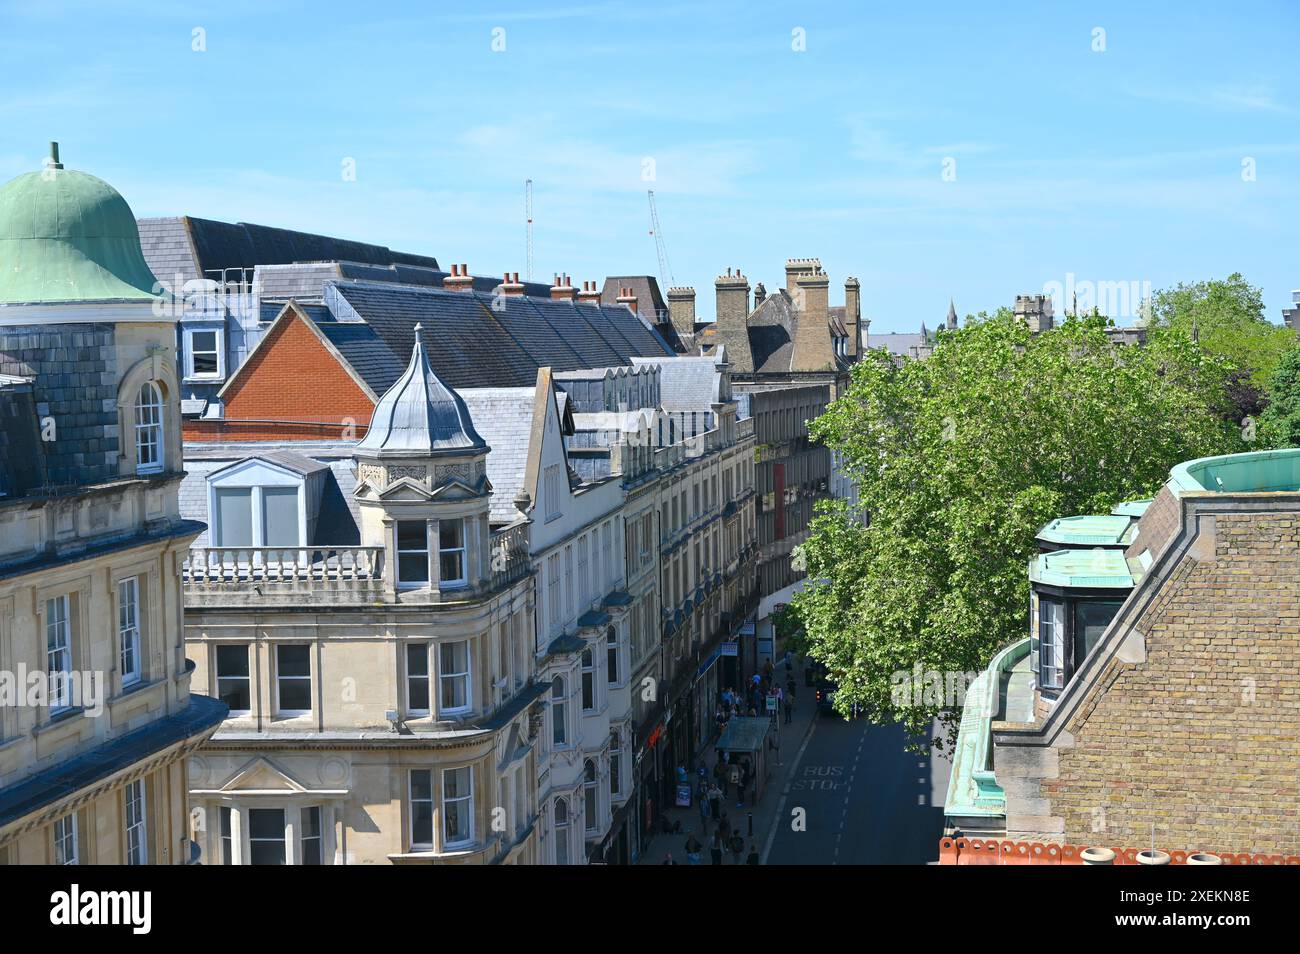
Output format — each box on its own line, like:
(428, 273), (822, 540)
(864, 332), (929, 357)
(136, 216), (442, 282)
(460, 387), (536, 524)
(328, 282), (673, 392)
(630, 355), (720, 411)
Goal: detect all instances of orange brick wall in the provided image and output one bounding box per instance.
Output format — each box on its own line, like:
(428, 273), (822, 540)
(183, 311), (376, 442)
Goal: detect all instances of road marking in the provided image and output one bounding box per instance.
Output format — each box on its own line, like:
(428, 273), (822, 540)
(760, 713), (819, 865)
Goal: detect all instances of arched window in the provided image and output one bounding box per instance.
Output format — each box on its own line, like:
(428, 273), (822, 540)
(134, 381), (164, 474)
(550, 676), (567, 747)
(553, 797), (570, 865)
(583, 760), (599, 833)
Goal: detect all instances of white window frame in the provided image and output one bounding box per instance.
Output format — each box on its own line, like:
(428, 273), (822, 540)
(441, 766), (474, 850)
(553, 797), (571, 865)
(410, 769), (434, 850)
(206, 459), (308, 549)
(438, 640), (471, 716)
(215, 643), (252, 716)
(550, 675), (568, 747)
(125, 778), (147, 865)
(184, 326), (225, 381)
(396, 519), (430, 589)
(134, 381), (164, 475)
(609, 728), (623, 799)
(406, 641), (431, 716)
(53, 814), (78, 865)
(606, 624), (621, 687)
(300, 806), (323, 865)
(583, 759), (599, 833)
(275, 643), (312, 716)
(1038, 597), (1065, 691)
(45, 595), (73, 713)
(580, 648), (595, 712)
(438, 518), (467, 588)
(118, 576), (142, 688)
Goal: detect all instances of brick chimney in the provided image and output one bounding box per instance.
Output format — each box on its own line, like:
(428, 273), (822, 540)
(444, 263), (474, 292)
(714, 267), (749, 328)
(785, 258), (820, 295)
(843, 277), (860, 358)
(791, 262), (835, 371)
(500, 271), (525, 296)
(667, 286), (696, 338)
(577, 280), (602, 306)
(1014, 294), (1054, 333)
(550, 273), (576, 302)
(616, 286), (639, 313)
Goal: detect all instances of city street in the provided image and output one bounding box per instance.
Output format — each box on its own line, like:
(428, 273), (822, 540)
(764, 714), (952, 865)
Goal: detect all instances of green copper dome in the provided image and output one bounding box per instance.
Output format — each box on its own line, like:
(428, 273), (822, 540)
(0, 143), (160, 305)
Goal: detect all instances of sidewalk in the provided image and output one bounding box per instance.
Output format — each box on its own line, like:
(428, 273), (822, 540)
(639, 667), (818, 865)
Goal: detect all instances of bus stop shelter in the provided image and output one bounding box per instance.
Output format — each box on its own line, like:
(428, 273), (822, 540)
(714, 716), (774, 802)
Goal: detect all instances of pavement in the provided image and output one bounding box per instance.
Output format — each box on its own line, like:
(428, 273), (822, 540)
(639, 663), (818, 865)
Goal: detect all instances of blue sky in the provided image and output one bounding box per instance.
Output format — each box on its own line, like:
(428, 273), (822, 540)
(1, 0), (1297, 331)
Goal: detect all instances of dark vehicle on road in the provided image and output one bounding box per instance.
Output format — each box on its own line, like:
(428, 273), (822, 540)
(814, 679), (837, 715)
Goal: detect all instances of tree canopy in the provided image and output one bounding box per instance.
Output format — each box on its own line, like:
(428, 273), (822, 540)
(1260, 346), (1300, 448)
(792, 309), (1244, 750)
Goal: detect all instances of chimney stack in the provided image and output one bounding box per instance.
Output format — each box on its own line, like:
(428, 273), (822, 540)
(1014, 294), (1054, 333)
(790, 260), (834, 371)
(753, 282), (767, 308)
(667, 286), (696, 338)
(785, 258), (820, 295)
(577, 280), (602, 306)
(844, 277), (860, 358)
(550, 273), (576, 301)
(714, 268), (750, 329)
(500, 272), (525, 296)
(444, 262), (474, 292)
(616, 286), (639, 314)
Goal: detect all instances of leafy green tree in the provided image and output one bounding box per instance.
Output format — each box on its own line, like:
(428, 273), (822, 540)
(1260, 347), (1300, 448)
(793, 311), (1242, 751)
(1144, 274), (1293, 409)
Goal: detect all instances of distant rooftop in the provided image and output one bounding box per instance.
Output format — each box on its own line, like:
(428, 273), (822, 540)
(1169, 448), (1300, 497)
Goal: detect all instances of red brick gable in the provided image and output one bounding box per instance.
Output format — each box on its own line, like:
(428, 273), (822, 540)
(183, 307), (377, 442)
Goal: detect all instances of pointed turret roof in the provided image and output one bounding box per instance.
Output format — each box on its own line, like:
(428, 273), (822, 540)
(355, 324), (487, 458)
(947, 299), (958, 329)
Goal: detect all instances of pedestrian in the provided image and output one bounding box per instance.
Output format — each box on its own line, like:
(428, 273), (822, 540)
(698, 779), (711, 828)
(662, 852), (677, 865)
(746, 842), (760, 865)
(786, 676), (796, 700)
(684, 833), (703, 865)
(708, 782), (721, 821)
(783, 694), (794, 725)
(729, 830), (744, 865)
(718, 810), (731, 842)
(710, 831), (724, 865)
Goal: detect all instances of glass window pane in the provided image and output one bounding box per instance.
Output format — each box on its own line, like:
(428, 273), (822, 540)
(261, 487), (299, 546)
(215, 488), (253, 547)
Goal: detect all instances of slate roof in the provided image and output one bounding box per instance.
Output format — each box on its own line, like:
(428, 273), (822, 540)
(631, 355), (720, 411)
(460, 387), (537, 524)
(136, 216), (440, 284)
(252, 261), (554, 304)
(329, 282), (674, 391)
(0, 378), (45, 499)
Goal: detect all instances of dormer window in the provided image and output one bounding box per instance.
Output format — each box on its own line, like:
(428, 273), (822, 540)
(134, 381), (164, 474)
(184, 327), (225, 381)
(1031, 591), (1125, 696)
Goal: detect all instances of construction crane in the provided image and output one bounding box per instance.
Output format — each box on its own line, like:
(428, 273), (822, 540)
(647, 190), (674, 291)
(525, 179), (534, 281)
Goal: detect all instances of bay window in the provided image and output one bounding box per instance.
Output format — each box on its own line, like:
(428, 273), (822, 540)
(397, 520), (429, 587)
(581, 648), (595, 712)
(438, 519), (467, 587)
(442, 766), (474, 849)
(551, 676), (567, 747)
(407, 642), (430, 714)
(583, 760), (599, 833)
(410, 770), (434, 848)
(439, 641), (470, 715)
(1037, 598), (1064, 691)
(248, 808), (286, 865)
